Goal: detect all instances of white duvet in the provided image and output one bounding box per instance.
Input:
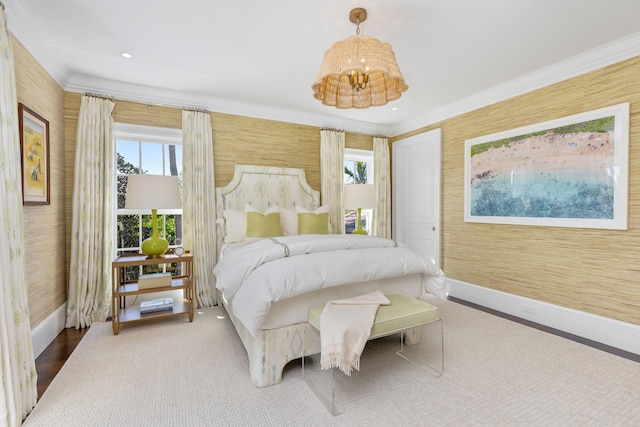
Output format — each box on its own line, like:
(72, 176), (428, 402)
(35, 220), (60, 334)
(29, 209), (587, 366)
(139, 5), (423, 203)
(214, 234), (447, 336)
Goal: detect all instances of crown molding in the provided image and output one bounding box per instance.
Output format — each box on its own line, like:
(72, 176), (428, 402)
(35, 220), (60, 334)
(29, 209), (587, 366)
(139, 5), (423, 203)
(65, 75), (389, 136)
(391, 31), (640, 136)
(5, 0), (67, 87)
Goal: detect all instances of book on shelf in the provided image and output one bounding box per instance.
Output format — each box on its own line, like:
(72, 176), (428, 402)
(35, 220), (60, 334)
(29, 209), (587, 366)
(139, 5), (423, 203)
(140, 305), (173, 314)
(139, 298), (173, 314)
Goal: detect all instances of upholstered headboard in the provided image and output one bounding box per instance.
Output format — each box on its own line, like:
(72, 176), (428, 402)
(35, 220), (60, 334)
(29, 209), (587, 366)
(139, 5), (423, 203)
(215, 165), (320, 250)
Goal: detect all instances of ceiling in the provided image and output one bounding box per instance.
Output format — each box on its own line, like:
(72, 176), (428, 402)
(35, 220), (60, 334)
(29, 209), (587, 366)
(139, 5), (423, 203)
(6, 0), (640, 135)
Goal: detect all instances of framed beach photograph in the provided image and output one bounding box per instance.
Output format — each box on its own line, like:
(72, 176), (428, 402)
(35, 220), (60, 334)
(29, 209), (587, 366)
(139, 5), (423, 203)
(464, 103), (629, 230)
(19, 103), (50, 205)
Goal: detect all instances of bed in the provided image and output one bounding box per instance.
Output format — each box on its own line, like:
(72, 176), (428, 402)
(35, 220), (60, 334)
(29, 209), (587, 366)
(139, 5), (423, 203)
(214, 164), (447, 387)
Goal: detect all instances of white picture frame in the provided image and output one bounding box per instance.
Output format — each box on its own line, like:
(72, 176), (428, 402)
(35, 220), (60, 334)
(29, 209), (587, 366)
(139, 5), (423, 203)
(464, 103), (629, 230)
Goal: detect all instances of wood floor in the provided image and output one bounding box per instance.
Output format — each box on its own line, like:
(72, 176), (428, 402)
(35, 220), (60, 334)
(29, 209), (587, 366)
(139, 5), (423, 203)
(35, 327), (88, 398)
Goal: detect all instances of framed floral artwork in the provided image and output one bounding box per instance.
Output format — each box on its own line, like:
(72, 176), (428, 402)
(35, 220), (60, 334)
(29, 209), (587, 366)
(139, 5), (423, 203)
(19, 103), (50, 205)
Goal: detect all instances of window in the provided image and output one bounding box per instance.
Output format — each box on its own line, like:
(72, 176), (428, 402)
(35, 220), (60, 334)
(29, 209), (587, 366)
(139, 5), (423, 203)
(344, 148), (374, 234)
(114, 124), (183, 278)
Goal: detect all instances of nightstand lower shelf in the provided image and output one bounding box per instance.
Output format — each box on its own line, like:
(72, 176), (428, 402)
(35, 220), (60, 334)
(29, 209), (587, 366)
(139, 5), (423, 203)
(119, 300), (192, 323)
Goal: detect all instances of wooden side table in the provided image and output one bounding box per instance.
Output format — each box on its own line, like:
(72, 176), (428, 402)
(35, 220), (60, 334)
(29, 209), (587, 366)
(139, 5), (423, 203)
(111, 252), (194, 335)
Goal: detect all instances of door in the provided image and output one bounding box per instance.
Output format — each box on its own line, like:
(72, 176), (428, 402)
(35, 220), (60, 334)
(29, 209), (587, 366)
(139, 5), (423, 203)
(392, 129), (442, 267)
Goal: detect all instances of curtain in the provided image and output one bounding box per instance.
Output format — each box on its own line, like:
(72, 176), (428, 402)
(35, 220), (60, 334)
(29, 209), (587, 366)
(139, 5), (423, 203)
(320, 129), (345, 234)
(0, 3), (38, 424)
(182, 110), (217, 307)
(373, 136), (392, 238)
(65, 96), (115, 329)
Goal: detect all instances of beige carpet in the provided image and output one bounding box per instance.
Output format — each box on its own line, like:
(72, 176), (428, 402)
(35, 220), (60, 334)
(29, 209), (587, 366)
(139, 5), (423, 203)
(24, 297), (640, 426)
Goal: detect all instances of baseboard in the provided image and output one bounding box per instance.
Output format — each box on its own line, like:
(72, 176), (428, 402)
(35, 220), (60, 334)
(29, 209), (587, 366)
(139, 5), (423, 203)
(447, 279), (640, 356)
(31, 302), (67, 358)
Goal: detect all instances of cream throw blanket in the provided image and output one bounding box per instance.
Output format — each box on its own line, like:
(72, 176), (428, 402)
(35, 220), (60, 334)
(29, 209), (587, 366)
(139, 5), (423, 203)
(320, 291), (390, 375)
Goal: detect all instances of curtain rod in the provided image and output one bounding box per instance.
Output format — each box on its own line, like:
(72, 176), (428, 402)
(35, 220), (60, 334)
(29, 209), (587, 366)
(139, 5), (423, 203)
(183, 106), (209, 114)
(84, 92), (114, 101)
(321, 127), (387, 138)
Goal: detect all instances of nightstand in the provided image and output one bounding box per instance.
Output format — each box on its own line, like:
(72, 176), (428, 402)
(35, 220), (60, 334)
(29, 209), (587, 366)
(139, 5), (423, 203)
(111, 252), (194, 335)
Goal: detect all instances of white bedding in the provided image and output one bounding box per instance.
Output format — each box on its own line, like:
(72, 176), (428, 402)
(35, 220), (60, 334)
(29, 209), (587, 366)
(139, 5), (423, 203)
(214, 234), (447, 337)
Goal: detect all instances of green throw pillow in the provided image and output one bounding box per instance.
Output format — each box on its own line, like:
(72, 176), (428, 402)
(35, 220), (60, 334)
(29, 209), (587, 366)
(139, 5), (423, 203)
(246, 212), (283, 238)
(298, 212), (330, 234)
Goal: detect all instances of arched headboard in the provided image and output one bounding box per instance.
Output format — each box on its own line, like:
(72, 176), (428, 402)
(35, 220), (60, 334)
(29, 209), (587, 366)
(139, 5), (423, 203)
(215, 165), (320, 250)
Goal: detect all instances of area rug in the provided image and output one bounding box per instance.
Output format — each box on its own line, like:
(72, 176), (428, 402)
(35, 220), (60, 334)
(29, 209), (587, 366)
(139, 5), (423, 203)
(23, 297), (640, 426)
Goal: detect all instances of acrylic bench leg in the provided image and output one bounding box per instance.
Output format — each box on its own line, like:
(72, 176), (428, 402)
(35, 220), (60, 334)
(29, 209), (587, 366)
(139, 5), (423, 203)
(396, 318), (444, 377)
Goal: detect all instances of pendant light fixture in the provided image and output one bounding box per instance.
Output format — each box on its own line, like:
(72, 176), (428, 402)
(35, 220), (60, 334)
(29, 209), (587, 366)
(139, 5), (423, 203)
(312, 7), (408, 109)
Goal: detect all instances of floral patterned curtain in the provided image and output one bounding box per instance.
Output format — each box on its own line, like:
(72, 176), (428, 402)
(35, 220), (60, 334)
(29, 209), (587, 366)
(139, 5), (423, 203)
(320, 129), (345, 234)
(373, 136), (391, 238)
(65, 95), (115, 328)
(182, 110), (217, 307)
(0, 3), (38, 424)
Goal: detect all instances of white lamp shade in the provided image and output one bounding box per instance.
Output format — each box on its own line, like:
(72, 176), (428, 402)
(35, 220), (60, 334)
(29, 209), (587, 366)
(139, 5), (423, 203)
(343, 184), (376, 210)
(125, 175), (181, 210)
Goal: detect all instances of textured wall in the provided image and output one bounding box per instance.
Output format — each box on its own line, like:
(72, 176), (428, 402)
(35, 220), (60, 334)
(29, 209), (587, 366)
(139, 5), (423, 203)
(12, 36), (66, 328)
(63, 94), (373, 283)
(392, 56), (640, 326)
(65, 93), (373, 191)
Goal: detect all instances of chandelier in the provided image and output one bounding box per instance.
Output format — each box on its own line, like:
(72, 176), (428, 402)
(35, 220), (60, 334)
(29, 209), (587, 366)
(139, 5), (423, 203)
(312, 7), (408, 109)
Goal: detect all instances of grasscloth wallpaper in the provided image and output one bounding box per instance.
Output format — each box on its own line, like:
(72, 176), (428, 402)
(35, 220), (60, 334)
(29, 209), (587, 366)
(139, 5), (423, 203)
(392, 56), (640, 326)
(13, 36), (66, 328)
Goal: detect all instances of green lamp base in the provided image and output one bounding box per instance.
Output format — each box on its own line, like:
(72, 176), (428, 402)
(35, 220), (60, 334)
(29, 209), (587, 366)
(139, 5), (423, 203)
(141, 236), (169, 258)
(141, 209), (169, 258)
(352, 208), (369, 235)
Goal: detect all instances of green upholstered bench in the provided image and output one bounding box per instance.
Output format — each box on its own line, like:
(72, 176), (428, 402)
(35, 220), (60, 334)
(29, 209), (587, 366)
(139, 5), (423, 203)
(308, 293), (440, 340)
(303, 294), (444, 415)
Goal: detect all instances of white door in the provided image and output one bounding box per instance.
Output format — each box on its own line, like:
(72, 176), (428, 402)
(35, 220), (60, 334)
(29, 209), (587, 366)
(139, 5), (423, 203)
(393, 129), (442, 267)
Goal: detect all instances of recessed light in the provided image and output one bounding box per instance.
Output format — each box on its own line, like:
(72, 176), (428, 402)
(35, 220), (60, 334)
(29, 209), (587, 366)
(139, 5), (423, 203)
(391, 107), (398, 111)
(121, 52), (133, 59)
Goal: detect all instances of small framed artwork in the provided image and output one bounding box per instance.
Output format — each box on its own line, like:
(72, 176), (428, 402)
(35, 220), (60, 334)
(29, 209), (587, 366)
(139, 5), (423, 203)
(19, 103), (50, 205)
(464, 103), (629, 230)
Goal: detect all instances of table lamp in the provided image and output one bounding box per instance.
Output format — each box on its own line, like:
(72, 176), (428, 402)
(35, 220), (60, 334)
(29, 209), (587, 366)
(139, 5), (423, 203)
(344, 184), (376, 235)
(125, 174), (182, 258)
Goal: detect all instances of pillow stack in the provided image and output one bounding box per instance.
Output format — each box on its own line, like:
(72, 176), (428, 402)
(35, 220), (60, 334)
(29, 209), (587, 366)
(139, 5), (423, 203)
(221, 204), (331, 244)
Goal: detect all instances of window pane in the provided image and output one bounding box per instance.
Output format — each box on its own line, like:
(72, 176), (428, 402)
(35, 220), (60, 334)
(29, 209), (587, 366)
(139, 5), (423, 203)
(123, 265), (139, 281)
(141, 142), (164, 175)
(117, 176), (128, 209)
(164, 145), (182, 177)
(344, 152), (373, 234)
(141, 214), (152, 241)
(164, 214), (183, 245)
(114, 127), (183, 256)
(117, 214), (140, 249)
(117, 140), (140, 172)
(344, 160), (355, 183)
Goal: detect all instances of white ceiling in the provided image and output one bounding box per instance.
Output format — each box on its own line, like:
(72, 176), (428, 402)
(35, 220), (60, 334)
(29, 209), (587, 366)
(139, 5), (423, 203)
(6, 0), (640, 135)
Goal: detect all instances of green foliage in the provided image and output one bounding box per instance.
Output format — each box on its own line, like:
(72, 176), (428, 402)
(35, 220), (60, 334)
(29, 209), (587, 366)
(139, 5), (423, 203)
(344, 161), (367, 184)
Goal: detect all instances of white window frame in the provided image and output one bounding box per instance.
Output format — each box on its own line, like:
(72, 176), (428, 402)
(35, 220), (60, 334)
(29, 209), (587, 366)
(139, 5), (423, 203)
(344, 148), (374, 234)
(113, 123), (183, 257)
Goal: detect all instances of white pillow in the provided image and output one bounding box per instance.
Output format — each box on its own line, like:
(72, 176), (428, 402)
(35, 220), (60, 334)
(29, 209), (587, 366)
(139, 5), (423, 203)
(280, 207), (298, 236)
(223, 210), (246, 244)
